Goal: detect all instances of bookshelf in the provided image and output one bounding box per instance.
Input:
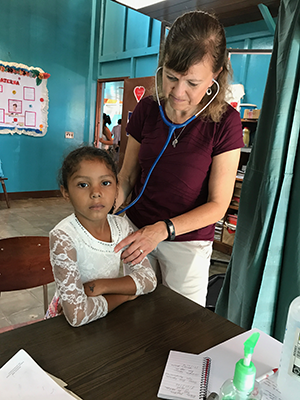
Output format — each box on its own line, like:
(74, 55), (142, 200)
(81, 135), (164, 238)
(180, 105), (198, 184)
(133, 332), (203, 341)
(213, 118), (258, 254)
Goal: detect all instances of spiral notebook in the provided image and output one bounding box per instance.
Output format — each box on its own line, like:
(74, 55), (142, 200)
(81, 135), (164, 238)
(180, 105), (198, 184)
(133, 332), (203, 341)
(157, 350), (211, 400)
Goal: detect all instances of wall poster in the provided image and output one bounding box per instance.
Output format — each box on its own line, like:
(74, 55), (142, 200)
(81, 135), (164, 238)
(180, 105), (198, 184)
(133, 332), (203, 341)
(0, 60), (50, 137)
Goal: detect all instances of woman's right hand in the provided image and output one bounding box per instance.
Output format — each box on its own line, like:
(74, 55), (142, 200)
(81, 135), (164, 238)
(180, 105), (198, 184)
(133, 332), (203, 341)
(114, 221), (168, 265)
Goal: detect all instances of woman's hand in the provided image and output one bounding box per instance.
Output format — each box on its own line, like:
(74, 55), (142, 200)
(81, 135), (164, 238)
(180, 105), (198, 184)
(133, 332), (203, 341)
(114, 221), (168, 264)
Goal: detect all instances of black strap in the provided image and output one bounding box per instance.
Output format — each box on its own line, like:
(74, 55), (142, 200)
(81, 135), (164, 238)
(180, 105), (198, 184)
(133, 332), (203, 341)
(163, 219), (176, 241)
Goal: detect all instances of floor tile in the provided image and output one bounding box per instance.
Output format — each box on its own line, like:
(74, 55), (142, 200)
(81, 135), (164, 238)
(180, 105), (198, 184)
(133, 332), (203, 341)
(7, 307), (45, 326)
(0, 290), (41, 317)
(0, 316), (11, 329)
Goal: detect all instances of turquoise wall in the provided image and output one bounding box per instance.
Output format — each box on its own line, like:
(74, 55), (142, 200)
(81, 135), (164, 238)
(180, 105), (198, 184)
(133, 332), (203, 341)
(0, 0), (276, 195)
(226, 20), (275, 109)
(98, 0), (161, 79)
(0, 0), (99, 193)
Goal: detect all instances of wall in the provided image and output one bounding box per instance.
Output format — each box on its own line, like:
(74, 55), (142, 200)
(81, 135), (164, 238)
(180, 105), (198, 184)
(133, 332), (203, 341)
(98, 0), (161, 80)
(226, 20), (275, 109)
(0, 0), (99, 194)
(0, 0), (276, 195)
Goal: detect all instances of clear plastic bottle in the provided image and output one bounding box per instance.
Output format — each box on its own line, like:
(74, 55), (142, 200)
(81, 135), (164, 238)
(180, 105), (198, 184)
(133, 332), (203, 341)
(242, 127), (250, 147)
(220, 332), (262, 400)
(220, 379), (261, 400)
(277, 296), (300, 399)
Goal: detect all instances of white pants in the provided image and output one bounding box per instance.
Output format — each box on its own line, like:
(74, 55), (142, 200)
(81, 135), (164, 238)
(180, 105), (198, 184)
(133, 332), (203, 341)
(125, 216), (213, 306)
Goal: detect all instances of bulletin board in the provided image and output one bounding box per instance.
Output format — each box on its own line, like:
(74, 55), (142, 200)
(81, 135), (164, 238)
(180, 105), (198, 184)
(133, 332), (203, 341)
(0, 60), (50, 137)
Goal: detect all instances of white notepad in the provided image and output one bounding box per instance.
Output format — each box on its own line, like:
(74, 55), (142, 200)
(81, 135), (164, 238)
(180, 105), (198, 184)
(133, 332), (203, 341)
(157, 351), (210, 400)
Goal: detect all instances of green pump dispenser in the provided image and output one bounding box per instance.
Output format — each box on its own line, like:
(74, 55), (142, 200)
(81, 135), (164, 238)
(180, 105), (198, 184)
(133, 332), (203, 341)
(232, 333), (260, 392)
(220, 332), (261, 400)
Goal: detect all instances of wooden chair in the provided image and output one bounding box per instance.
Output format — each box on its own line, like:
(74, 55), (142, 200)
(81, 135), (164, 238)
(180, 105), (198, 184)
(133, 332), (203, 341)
(0, 177), (10, 208)
(0, 236), (54, 332)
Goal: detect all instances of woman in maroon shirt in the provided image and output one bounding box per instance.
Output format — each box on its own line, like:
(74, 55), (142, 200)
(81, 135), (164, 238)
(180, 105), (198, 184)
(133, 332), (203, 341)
(114, 10), (244, 305)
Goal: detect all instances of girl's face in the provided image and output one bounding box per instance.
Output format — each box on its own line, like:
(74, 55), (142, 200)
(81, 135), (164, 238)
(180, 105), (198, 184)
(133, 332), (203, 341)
(61, 159), (117, 228)
(163, 58), (215, 117)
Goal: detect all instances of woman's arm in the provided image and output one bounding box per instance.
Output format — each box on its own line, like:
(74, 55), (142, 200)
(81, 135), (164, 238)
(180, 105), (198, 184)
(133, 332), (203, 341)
(114, 148), (241, 264)
(115, 135), (141, 209)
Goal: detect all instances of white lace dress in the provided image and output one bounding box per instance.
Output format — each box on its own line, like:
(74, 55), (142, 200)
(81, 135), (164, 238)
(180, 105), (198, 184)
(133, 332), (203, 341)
(47, 213), (157, 327)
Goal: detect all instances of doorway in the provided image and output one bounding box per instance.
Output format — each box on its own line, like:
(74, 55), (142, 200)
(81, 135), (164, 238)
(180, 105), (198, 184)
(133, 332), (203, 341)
(94, 75), (154, 170)
(94, 78), (126, 148)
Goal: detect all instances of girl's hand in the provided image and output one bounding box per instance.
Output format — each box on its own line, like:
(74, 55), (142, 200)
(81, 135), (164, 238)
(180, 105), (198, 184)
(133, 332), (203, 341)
(127, 294), (138, 301)
(114, 221), (168, 265)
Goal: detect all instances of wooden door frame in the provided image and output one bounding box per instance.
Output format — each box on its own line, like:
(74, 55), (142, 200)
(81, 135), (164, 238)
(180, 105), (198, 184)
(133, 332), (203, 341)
(94, 77), (129, 146)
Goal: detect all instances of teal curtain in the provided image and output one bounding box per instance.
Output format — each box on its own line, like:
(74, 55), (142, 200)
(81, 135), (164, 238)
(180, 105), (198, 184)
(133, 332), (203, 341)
(216, 0), (300, 342)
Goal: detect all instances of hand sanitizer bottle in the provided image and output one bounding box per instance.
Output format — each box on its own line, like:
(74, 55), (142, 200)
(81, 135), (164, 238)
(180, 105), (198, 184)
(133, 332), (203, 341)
(277, 296), (300, 399)
(219, 332), (262, 400)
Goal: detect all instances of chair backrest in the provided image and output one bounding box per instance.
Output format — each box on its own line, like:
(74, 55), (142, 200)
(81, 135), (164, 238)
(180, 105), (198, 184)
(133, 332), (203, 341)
(0, 236), (54, 291)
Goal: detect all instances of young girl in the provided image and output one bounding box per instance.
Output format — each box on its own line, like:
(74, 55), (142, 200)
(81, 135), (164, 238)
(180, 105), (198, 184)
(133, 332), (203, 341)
(46, 146), (157, 327)
(98, 113), (114, 152)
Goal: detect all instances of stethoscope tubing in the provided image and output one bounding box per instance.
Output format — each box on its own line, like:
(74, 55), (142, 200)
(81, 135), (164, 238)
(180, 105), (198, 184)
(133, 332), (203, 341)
(115, 68), (219, 216)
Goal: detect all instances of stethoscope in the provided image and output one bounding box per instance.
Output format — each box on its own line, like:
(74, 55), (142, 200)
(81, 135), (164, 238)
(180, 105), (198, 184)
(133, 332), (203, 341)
(115, 67), (220, 215)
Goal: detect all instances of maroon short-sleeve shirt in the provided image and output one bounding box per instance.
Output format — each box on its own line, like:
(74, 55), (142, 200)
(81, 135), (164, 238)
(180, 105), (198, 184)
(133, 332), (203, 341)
(126, 96), (244, 241)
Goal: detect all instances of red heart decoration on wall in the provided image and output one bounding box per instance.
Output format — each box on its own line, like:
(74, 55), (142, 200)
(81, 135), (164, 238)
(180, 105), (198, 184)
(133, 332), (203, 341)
(133, 86), (145, 103)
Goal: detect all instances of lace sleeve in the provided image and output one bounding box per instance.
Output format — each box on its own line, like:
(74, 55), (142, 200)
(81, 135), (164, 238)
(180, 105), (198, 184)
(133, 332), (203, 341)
(122, 227), (157, 296)
(50, 229), (108, 327)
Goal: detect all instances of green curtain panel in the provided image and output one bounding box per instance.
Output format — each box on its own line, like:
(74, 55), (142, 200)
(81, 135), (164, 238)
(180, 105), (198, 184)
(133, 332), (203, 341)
(216, 0), (300, 342)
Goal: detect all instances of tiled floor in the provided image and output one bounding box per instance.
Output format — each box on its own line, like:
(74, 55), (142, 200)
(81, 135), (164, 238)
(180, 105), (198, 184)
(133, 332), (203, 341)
(0, 197), (230, 330)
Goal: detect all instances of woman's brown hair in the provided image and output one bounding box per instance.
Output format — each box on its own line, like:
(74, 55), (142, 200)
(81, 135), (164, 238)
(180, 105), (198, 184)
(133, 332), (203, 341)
(157, 10), (232, 122)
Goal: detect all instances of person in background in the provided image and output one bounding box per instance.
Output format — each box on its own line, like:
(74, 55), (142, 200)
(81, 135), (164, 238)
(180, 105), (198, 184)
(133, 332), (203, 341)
(114, 10), (244, 306)
(46, 146), (157, 327)
(97, 113), (114, 153)
(111, 118), (122, 164)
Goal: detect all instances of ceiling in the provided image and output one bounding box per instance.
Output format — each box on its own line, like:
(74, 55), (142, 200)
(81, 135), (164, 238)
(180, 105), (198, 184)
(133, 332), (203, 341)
(113, 0), (280, 28)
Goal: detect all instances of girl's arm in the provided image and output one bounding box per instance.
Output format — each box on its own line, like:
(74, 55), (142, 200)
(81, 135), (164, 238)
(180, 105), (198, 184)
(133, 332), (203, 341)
(114, 148), (241, 264)
(50, 230), (136, 327)
(99, 126), (114, 145)
(84, 275), (136, 297)
(84, 252), (157, 297)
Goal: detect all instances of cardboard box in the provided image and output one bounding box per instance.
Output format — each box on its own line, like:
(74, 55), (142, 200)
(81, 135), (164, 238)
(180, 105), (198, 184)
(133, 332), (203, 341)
(222, 226), (235, 246)
(243, 109), (261, 119)
(234, 187), (241, 197)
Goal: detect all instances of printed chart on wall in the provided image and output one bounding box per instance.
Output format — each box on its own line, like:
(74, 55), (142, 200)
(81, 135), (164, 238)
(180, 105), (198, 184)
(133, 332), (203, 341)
(0, 60), (50, 137)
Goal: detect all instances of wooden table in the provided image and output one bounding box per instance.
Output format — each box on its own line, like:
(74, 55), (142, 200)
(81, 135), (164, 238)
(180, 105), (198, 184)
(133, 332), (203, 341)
(0, 285), (244, 399)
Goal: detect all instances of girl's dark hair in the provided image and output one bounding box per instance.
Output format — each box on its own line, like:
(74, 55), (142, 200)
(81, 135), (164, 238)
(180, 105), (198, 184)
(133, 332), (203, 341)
(103, 113), (111, 125)
(157, 10), (232, 122)
(59, 146), (118, 190)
